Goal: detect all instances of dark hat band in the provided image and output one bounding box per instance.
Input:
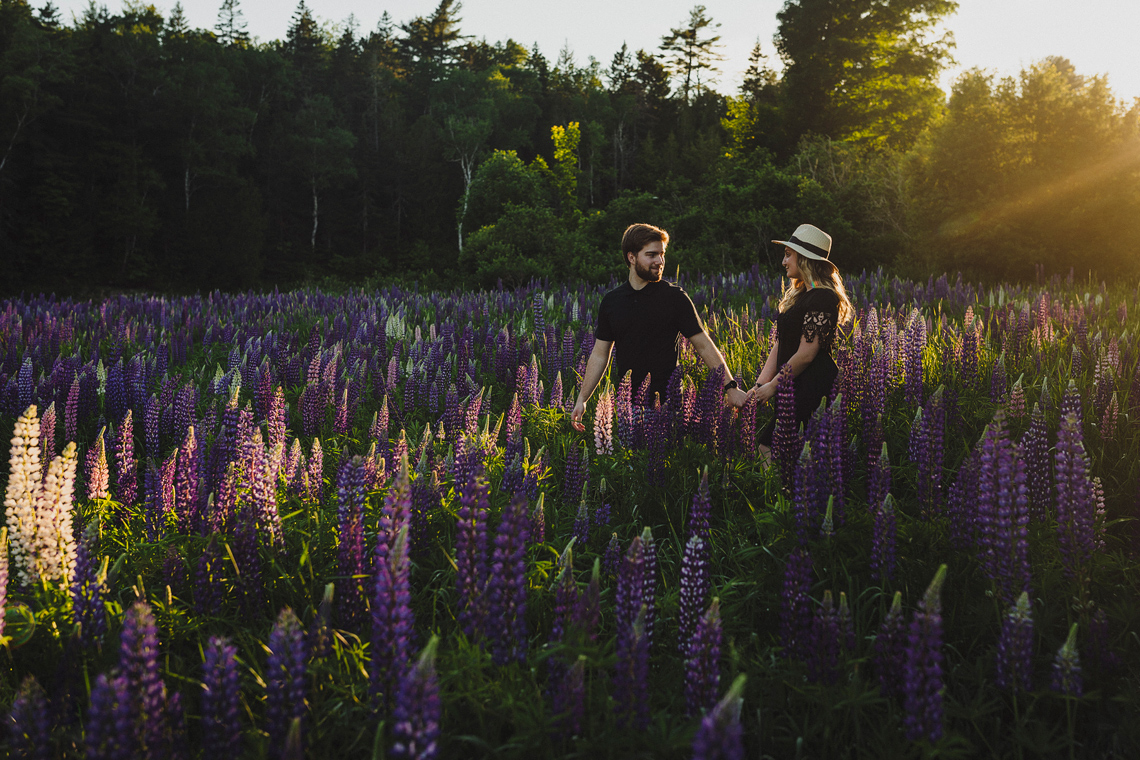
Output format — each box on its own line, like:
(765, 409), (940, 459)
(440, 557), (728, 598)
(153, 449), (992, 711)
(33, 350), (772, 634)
(788, 235), (829, 259)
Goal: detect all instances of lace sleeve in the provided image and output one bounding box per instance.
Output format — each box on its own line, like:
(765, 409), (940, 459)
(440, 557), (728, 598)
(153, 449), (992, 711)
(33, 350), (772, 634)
(802, 309), (837, 349)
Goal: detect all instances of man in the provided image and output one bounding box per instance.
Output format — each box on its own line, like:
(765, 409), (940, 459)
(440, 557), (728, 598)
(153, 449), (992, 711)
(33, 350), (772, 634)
(570, 223), (748, 432)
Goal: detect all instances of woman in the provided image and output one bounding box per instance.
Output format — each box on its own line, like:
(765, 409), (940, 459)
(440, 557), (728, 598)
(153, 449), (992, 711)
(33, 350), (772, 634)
(750, 224), (854, 462)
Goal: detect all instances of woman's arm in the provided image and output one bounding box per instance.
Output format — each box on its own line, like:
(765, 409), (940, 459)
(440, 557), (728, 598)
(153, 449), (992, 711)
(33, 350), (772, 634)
(750, 335), (821, 401)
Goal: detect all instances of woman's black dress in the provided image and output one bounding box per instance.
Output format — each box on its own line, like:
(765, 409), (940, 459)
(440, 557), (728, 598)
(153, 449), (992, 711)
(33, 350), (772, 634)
(757, 287), (840, 447)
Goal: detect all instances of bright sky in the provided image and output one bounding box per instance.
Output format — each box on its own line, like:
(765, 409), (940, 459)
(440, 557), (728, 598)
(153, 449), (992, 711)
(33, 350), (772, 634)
(58, 0), (1140, 103)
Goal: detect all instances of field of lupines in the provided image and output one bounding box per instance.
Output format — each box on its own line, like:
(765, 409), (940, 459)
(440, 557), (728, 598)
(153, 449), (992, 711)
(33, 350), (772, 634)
(1, 266), (1138, 759)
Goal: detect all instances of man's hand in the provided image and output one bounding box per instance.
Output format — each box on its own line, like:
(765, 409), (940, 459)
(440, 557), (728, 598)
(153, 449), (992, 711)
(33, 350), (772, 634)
(724, 387), (749, 409)
(570, 399), (587, 431)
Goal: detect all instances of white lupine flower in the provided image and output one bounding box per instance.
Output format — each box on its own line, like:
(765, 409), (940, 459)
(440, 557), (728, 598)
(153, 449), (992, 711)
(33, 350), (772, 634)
(33, 442), (78, 585)
(4, 406), (42, 585)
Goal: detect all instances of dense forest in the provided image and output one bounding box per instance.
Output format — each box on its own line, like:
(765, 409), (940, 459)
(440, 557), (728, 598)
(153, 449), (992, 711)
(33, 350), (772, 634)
(1, 0), (1138, 295)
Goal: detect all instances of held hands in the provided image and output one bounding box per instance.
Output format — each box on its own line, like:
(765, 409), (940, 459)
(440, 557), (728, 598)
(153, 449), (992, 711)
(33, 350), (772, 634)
(749, 381), (777, 403)
(724, 386), (749, 409)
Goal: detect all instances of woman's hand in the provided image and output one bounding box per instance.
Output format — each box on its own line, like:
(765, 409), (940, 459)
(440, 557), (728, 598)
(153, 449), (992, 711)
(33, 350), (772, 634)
(750, 381), (777, 403)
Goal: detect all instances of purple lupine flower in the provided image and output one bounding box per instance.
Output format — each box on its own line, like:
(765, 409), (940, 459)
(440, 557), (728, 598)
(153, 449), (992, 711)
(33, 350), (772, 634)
(904, 309), (926, 408)
(266, 607), (307, 753)
(990, 353), (1008, 402)
(86, 673), (136, 760)
(615, 604), (650, 730)
(529, 493), (546, 545)
(808, 590), (841, 685)
(373, 525), (415, 710)
(7, 675), (49, 760)
(571, 495), (589, 549)
(202, 636), (242, 755)
(267, 386), (287, 469)
(1020, 402), (1051, 521)
(793, 442), (824, 544)
(304, 437), (324, 503)
(211, 462), (238, 534)
(0, 527), (6, 643)
(66, 375), (81, 442)
(678, 535), (711, 656)
(550, 543), (578, 645)
(86, 427), (111, 500)
(115, 409), (137, 506)
(1054, 410), (1095, 581)
(488, 492), (529, 665)
(40, 401), (56, 463)
(996, 592), (1034, 692)
(285, 438), (303, 495)
(381, 453), (413, 560)
(121, 600), (169, 755)
(551, 655), (587, 739)
(336, 457), (368, 628)
(455, 460), (490, 639)
(574, 558), (601, 644)
(917, 388), (945, 516)
(145, 394), (160, 458)
(333, 387), (350, 435)
(684, 598), (722, 717)
(780, 547), (813, 661)
(871, 493), (898, 583)
(1007, 375), (1026, 419)
(549, 371), (564, 411)
(71, 527), (107, 648)
(688, 466), (711, 540)
(233, 509), (265, 619)
(690, 674), (746, 760)
(867, 442), (891, 518)
(614, 370), (633, 447)
(562, 443), (588, 508)
(1051, 623), (1082, 697)
(903, 564), (948, 743)
(1086, 607), (1120, 674)
(390, 636), (441, 760)
(601, 532), (620, 579)
(640, 527), (658, 645)
(875, 591), (906, 697)
(194, 538), (225, 617)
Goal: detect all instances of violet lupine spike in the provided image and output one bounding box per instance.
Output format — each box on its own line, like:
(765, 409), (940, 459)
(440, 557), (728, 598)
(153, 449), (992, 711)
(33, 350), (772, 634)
(285, 438), (303, 495)
(335, 456), (368, 628)
(202, 636), (242, 755)
(690, 674), (746, 760)
(390, 636), (442, 760)
(0, 528), (6, 643)
(305, 437), (324, 504)
(772, 364), (799, 488)
(780, 547), (813, 662)
(267, 386), (287, 469)
(455, 461), (490, 640)
(121, 600), (169, 756)
(919, 388), (946, 516)
(71, 526), (107, 649)
(115, 409), (137, 506)
(380, 453), (413, 561)
(640, 526), (658, 646)
(40, 400), (56, 463)
(529, 493), (546, 545)
(678, 535), (712, 657)
(145, 393), (160, 458)
(867, 442), (891, 520)
(7, 675), (50, 760)
(875, 591), (906, 698)
(838, 591), (856, 652)
(552, 655), (587, 739)
(550, 543), (578, 645)
(903, 564), (948, 743)
(792, 442), (823, 544)
(1054, 411), (1095, 582)
(1020, 402), (1051, 521)
(488, 492), (530, 666)
(574, 558), (601, 644)
(615, 604), (651, 730)
(86, 672), (137, 760)
(871, 493), (898, 584)
(211, 462), (237, 534)
(233, 509), (265, 618)
(996, 592), (1034, 693)
(194, 538), (225, 618)
(266, 607), (307, 754)
(688, 466), (712, 540)
(602, 532), (620, 579)
(614, 370), (634, 448)
(86, 427), (111, 501)
(808, 590), (841, 685)
(684, 598), (722, 717)
(372, 525), (415, 711)
(66, 375), (80, 442)
(1051, 623), (1082, 697)
(572, 494), (589, 549)
(562, 443), (588, 508)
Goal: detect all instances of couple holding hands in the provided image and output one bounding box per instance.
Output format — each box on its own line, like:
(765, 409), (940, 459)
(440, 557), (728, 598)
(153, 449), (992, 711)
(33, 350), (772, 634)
(569, 222), (854, 460)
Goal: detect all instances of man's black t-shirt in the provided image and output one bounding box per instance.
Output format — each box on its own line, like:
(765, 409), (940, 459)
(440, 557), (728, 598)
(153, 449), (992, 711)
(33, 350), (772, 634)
(594, 279), (703, 404)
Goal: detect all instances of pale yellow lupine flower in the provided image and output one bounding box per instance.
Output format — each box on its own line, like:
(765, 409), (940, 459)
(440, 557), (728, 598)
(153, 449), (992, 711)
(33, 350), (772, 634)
(4, 406), (42, 585)
(34, 442), (79, 584)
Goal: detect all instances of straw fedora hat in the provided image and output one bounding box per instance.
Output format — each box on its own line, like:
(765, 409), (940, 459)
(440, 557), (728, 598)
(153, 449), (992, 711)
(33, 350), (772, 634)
(773, 224), (833, 263)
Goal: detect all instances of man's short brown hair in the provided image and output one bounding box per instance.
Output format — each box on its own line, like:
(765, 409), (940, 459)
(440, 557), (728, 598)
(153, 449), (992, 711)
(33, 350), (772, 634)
(621, 223), (669, 264)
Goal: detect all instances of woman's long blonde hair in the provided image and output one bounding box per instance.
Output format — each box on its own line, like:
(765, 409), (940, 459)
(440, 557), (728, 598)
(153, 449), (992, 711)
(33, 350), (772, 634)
(777, 253), (855, 326)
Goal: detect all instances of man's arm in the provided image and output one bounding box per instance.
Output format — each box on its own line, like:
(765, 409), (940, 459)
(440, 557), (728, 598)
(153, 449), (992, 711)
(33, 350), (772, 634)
(570, 338), (613, 431)
(687, 331), (749, 408)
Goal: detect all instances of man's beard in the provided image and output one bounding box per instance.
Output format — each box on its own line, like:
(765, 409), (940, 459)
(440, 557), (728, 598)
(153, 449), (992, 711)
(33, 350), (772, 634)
(635, 262), (662, 282)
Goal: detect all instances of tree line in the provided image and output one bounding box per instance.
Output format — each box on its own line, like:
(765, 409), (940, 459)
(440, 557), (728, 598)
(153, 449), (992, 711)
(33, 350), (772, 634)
(1, 0), (1138, 295)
